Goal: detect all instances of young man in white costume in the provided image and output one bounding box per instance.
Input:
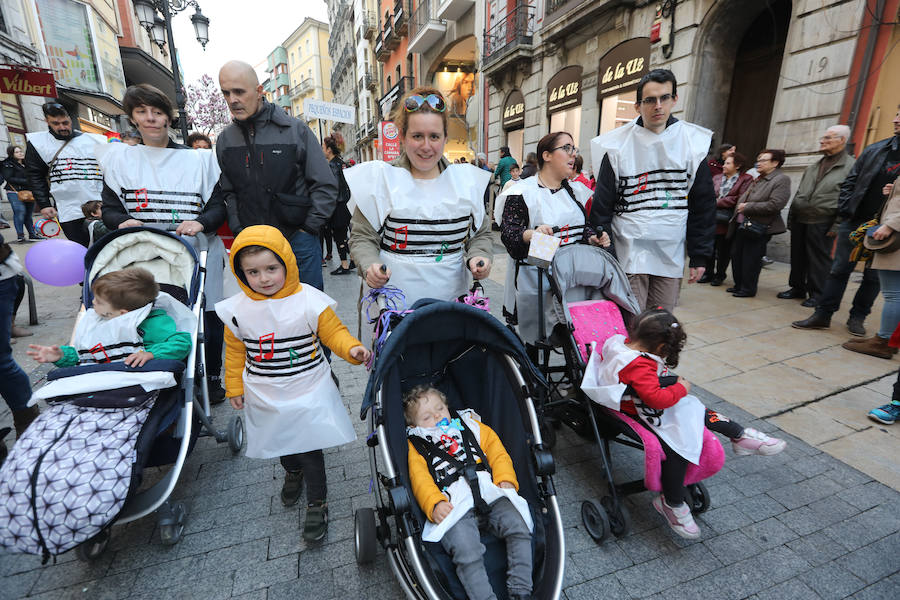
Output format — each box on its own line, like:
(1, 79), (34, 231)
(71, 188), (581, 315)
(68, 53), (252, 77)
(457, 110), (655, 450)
(589, 69), (716, 312)
(25, 102), (107, 247)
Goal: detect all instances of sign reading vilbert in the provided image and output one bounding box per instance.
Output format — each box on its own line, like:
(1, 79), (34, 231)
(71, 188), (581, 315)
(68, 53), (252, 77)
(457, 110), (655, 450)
(502, 89), (525, 131)
(597, 38), (651, 99)
(546, 66), (582, 115)
(303, 99), (356, 125)
(0, 65), (57, 97)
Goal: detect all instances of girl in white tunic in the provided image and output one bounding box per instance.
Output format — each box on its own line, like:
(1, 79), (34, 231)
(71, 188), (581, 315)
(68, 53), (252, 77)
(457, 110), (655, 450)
(347, 87), (493, 311)
(580, 308), (786, 539)
(495, 131), (611, 347)
(215, 225), (370, 542)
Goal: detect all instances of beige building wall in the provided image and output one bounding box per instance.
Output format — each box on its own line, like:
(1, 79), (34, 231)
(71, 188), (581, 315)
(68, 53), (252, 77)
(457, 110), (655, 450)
(283, 18), (333, 136)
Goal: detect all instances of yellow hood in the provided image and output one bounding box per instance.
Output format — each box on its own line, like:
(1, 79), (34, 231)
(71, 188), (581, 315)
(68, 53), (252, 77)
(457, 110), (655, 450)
(229, 225), (300, 300)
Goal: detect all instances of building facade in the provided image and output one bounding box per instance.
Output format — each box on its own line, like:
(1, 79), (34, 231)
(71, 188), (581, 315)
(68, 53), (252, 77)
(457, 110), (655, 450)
(326, 0), (359, 157)
(0, 0), (47, 148)
(354, 0), (379, 162)
(283, 17), (333, 136)
(115, 0), (173, 120)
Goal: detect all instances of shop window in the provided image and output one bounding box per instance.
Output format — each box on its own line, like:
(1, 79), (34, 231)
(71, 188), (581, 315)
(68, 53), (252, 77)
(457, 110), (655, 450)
(598, 91), (638, 135)
(549, 107), (582, 150)
(507, 128), (525, 165)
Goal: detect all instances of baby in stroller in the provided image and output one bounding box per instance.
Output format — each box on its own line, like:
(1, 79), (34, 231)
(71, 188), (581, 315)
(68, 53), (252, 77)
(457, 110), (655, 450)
(589, 308), (786, 539)
(405, 385), (534, 600)
(27, 267), (191, 367)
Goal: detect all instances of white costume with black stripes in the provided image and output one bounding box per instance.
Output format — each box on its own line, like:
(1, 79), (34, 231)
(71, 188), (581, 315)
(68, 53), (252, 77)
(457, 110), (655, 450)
(345, 161), (489, 306)
(26, 131), (106, 223)
(494, 177), (592, 344)
(215, 286), (355, 458)
(71, 304), (152, 364)
(590, 119), (712, 278)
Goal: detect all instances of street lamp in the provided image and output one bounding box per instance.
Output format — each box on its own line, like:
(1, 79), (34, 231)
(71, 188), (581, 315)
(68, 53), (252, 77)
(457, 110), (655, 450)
(133, 0), (211, 141)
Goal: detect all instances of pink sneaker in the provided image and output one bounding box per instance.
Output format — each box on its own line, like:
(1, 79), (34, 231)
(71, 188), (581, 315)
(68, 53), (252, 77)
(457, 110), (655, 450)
(652, 495), (701, 539)
(732, 427), (786, 456)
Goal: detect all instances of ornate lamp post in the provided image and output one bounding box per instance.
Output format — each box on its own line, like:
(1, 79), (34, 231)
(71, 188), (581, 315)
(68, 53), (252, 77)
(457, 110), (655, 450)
(133, 0), (210, 140)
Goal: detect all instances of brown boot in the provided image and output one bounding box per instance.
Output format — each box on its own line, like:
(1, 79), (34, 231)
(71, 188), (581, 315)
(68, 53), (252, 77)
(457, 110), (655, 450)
(12, 405), (40, 437)
(841, 336), (897, 359)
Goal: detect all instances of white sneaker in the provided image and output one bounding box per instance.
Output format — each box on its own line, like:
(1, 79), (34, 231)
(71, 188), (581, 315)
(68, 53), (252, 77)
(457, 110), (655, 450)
(652, 495), (701, 539)
(732, 427), (786, 456)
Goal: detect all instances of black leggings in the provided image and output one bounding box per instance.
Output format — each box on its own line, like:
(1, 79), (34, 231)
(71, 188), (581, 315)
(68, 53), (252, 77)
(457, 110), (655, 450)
(60, 218), (89, 247)
(204, 311), (224, 380)
(659, 409), (744, 506)
(330, 203), (351, 262)
(280, 450), (327, 503)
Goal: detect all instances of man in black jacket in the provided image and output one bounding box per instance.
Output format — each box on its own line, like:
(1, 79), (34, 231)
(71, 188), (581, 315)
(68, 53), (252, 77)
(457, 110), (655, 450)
(793, 105), (900, 336)
(216, 60), (337, 291)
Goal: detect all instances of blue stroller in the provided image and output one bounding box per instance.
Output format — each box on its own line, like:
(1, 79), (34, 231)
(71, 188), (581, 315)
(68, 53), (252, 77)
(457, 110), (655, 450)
(0, 227), (243, 562)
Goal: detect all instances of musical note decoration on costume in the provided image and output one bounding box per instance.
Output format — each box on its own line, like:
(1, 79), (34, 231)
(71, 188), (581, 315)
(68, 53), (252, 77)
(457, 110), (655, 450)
(89, 343), (110, 363)
(171, 210), (180, 224)
(254, 332), (275, 361)
(134, 188), (149, 211)
(560, 224), (570, 243)
(390, 226), (408, 250)
(633, 172), (648, 195)
(289, 347), (301, 366)
(435, 241), (450, 262)
(439, 433), (459, 454)
(662, 190), (672, 209)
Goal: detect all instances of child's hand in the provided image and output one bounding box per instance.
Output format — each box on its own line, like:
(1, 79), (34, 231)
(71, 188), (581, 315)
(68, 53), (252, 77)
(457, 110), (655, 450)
(349, 345), (371, 363)
(229, 395), (244, 410)
(498, 481), (516, 490)
(677, 376), (691, 393)
(124, 351), (154, 367)
(432, 500), (453, 524)
(26, 344), (62, 363)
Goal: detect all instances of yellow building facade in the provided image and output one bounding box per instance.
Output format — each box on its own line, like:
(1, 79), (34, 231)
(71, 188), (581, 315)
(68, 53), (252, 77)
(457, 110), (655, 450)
(283, 18), (333, 138)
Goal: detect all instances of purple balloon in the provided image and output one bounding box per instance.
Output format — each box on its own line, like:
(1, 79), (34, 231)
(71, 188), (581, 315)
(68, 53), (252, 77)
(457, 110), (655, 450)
(25, 239), (87, 286)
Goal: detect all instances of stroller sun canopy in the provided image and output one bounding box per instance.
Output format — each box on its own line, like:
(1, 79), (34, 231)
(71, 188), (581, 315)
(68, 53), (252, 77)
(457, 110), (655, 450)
(360, 300), (546, 419)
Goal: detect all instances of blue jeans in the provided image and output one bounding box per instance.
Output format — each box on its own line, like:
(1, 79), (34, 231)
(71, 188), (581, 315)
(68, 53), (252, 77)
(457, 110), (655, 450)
(5, 191), (34, 238)
(0, 277), (32, 412)
(816, 221), (881, 319)
(877, 269), (900, 339)
(289, 230), (324, 292)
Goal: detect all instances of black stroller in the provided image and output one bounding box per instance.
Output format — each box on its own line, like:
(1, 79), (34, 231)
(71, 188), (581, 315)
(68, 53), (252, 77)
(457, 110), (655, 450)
(354, 298), (566, 599)
(0, 227), (243, 562)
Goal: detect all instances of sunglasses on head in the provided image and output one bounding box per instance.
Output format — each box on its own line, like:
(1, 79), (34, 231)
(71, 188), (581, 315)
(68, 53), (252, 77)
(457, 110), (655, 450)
(404, 94), (446, 113)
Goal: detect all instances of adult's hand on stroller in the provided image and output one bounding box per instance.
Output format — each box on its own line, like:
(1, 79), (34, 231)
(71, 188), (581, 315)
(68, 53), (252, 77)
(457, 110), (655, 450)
(688, 267), (706, 284)
(229, 395), (244, 410)
(40, 206), (57, 219)
(677, 376), (691, 393)
(589, 232), (611, 248)
(432, 500), (453, 524)
(119, 219), (143, 229)
(468, 257), (491, 279)
(365, 263), (391, 288)
(349, 345), (371, 363)
(26, 344), (62, 363)
(176, 220), (205, 236)
(124, 350), (154, 367)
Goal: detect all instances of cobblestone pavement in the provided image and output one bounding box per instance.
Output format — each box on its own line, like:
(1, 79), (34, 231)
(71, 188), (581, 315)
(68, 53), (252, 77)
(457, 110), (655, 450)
(2, 243), (899, 599)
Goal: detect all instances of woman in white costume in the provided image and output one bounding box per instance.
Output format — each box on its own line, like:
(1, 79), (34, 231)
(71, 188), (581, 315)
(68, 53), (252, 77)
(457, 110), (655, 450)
(495, 132), (611, 351)
(96, 84), (230, 404)
(346, 87), (493, 311)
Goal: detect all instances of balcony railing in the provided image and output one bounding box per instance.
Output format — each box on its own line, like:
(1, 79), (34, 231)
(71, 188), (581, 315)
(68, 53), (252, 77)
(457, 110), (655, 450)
(378, 75), (415, 118)
(409, 0), (446, 55)
(375, 33), (390, 61)
(483, 3), (535, 68)
(359, 70), (375, 92)
(290, 78), (314, 97)
(360, 10), (376, 40)
(394, 0), (408, 35)
(384, 18), (399, 50)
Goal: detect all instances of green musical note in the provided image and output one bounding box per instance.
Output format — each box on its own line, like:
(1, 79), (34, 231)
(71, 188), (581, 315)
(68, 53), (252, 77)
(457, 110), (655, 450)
(435, 241), (450, 262)
(662, 191), (672, 209)
(171, 209), (180, 224)
(289, 347), (301, 366)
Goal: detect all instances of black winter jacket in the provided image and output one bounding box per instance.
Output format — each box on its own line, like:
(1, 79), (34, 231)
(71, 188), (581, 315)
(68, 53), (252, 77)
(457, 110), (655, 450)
(24, 129), (86, 210)
(837, 135), (900, 223)
(589, 116), (716, 267)
(1, 158), (28, 192)
(215, 100), (337, 237)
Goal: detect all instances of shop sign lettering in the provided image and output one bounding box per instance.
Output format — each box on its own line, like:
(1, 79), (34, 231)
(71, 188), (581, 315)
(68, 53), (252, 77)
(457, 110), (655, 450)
(596, 38), (651, 99)
(546, 66), (583, 115)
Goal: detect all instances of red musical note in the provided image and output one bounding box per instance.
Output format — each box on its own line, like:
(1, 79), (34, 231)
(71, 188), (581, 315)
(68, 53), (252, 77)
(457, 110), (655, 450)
(390, 225), (408, 250)
(254, 332), (275, 361)
(134, 188), (149, 212)
(440, 434), (459, 454)
(560, 224), (570, 243)
(632, 173), (648, 195)
(89, 343), (110, 363)
(65, 159), (73, 171)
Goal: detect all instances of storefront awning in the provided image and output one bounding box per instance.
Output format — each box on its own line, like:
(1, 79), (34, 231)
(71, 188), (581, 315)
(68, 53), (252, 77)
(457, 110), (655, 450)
(56, 86), (123, 116)
(120, 47), (176, 106)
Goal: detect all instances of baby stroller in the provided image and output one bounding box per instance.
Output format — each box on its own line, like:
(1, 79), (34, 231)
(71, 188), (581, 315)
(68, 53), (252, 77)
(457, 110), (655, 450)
(529, 244), (722, 543)
(354, 297), (566, 600)
(0, 227), (243, 563)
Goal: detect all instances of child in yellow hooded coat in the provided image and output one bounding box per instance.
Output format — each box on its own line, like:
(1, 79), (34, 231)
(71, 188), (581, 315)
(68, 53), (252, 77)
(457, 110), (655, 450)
(215, 225), (370, 542)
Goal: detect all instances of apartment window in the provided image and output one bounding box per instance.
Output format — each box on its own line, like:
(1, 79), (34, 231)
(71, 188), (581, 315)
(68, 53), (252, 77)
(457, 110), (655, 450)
(306, 40), (310, 53)
(0, 7), (8, 34)
(291, 53), (294, 61)
(395, 65), (401, 82)
(386, 75), (391, 89)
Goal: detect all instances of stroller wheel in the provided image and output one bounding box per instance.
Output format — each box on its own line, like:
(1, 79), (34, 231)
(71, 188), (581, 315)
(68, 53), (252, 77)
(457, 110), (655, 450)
(158, 502), (186, 546)
(227, 416), (244, 454)
(601, 496), (631, 537)
(685, 482), (711, 514)
(75, 528), (110, 561)
(354, 508), (378, 564)
(581, 500), (610, 543)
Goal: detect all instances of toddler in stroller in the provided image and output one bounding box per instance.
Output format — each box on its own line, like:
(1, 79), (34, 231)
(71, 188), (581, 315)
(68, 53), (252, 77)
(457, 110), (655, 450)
(405, 385), (533, 600)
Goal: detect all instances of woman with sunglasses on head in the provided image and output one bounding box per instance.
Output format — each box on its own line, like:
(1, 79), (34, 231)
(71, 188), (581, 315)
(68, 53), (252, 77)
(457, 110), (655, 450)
(495, 132), (611, 348)
(346, 88), (493, 310)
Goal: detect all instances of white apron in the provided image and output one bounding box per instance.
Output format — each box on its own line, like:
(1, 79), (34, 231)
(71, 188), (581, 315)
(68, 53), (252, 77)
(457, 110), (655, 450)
(581, 334), (705, 464)
(345, 162), (489, 307)
(215, 287), (356, 459)
(97, 144), (227, 305)
(71, 303), (152, 364)
(589, 119), (712, 278)
(494, 177), (592, 344)
(408, 411), (533, 543)
(26, 131), (106, 223)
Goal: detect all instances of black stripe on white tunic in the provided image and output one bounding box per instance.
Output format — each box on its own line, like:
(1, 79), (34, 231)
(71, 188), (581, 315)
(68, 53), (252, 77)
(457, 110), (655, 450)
(77, 341), (144, 364)
(552, 224), (586, 246)
(242, 333), (324, 378)
(121, 187), (203, 229)
(616, 169), (691, 213)
(379, 215), (474, 257)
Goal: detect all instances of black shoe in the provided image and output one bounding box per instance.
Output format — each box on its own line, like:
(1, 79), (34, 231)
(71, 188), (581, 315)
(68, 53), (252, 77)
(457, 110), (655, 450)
(847, 317), (866, 337)
(777, 289), (806, 300)
(348, 260), (356, 269)
(281, 470), (304, 506)
(726, 287), (738, 293)
(732, 290), (755, 298)
(792, 312), (831, 330)
(330, 266), (353, 275)
(761, 256), (774, 266)
(709, 278), (725, 287)
(208, 378), (226, 405)
(303, 500), (328, 542)
(697, 274), (713, 284)
(801, 298), (816, 308)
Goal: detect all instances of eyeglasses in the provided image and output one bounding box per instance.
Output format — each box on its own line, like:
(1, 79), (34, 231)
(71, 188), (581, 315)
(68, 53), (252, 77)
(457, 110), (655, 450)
(639, 94), (674, 106)
(404, 94), (446, 113)
(551, 144), (579, 155)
